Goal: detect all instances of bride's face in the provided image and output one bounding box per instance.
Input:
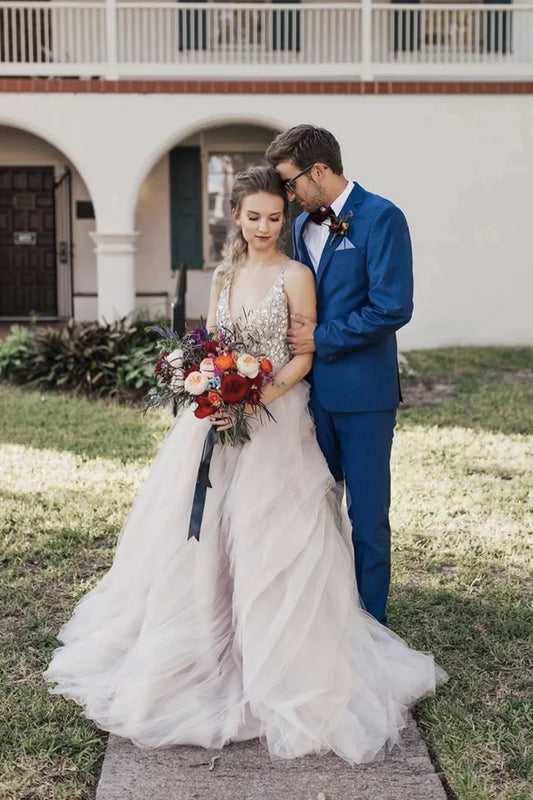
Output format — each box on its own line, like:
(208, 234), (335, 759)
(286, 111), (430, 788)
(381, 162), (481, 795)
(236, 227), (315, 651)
(235, 192), (285, 251)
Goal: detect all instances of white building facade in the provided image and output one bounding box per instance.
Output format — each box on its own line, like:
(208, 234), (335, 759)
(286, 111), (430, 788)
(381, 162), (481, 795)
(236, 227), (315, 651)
(1, 0), (533, 349)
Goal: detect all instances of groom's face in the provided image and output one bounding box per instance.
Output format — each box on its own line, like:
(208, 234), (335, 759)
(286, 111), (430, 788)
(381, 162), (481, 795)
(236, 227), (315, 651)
(275, 161), (327, 212)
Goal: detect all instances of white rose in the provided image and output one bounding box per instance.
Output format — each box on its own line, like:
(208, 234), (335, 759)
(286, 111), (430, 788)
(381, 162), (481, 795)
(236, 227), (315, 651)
(199, 357), (215, 379)
(166, 348), (184, 368)
(236, 354), (260, 379)
(170, 368), (185, 393)
(184, 371), (209, 396)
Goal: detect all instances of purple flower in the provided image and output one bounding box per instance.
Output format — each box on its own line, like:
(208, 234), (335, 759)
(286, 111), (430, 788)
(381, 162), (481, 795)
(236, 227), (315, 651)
(189, 326), (209, 345)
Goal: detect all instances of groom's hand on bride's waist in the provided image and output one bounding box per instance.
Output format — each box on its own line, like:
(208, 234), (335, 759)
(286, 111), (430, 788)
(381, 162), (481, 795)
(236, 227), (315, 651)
(287, 314), (317, 355)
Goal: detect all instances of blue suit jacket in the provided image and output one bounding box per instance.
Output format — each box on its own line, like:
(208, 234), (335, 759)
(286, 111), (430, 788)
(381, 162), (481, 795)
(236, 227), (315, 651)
(293, 183), (413, 413)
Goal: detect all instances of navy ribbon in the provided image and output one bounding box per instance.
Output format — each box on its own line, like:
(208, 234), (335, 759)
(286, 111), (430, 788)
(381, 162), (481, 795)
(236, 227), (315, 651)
(187, 427), (217, 541)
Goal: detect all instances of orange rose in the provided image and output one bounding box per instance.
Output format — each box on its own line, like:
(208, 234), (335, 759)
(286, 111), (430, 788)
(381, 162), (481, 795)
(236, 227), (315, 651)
(260, 358), (273, 374)
(207, 391), (222, 408)
(215, 353), (235, 370)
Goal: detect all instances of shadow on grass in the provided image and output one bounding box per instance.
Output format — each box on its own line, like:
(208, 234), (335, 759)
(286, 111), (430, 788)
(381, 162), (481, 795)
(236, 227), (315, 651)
(399, 348), (533, 437)
(0, 383), (168, 462)
(389, 584), (532, 662)
(399, 379), (533, 437)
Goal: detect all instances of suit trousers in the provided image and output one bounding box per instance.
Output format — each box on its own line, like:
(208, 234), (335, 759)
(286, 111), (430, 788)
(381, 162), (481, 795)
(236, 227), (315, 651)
(310, 390), (396, 626)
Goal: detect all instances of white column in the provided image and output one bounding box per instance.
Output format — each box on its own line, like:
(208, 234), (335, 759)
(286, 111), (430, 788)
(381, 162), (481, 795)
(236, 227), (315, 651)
(104, 0), (119, 80)
(361, 0), (373, 81)
(514, 0), (533, 64)
(90, 232), (139, 323)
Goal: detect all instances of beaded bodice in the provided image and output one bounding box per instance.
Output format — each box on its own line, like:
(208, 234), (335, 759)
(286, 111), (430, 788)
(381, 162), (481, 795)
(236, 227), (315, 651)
(216, 267), (291, 369)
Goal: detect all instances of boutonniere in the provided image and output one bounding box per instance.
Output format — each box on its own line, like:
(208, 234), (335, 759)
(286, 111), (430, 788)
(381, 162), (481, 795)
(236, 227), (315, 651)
(327, 211), (353, 246)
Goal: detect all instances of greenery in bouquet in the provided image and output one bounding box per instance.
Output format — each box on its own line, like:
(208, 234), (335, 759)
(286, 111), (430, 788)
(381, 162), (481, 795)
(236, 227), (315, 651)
(147, 324), (276, 445)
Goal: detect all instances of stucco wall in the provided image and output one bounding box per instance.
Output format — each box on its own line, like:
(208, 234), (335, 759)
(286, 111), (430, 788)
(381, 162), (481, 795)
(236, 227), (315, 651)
(134, 152), (172, 318)
(1, 91), (532, 348)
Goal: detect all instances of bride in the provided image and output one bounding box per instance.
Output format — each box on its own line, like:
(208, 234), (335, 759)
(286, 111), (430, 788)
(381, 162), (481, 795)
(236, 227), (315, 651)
(45, 165), (446, 765)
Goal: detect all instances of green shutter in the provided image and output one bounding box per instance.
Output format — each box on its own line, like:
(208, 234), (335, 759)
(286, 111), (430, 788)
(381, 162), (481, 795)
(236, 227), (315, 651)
(484, 0), (512, 54)
(178, 0), (207, 52)
(170, 146), (203, 270)
(272, 0), (300, 52)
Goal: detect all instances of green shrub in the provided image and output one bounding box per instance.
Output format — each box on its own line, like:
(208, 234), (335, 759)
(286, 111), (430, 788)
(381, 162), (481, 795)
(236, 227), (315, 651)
(1, 318), (162, 401)
(116, 340), (161, 393)
(0, 325), (35, 379)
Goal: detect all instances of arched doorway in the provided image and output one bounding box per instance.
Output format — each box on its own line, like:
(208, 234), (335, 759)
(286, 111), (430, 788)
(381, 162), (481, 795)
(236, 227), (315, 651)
(0, 125), (95, 321)
(134, 121), (281, 320)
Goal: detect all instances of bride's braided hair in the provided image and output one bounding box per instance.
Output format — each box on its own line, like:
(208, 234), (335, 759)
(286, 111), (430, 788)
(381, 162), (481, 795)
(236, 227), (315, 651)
(217, 166), (288, 284)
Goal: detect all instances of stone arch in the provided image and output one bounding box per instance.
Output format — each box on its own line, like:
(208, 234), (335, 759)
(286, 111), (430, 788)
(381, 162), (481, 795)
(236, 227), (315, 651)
(0, 120), (98, 320)
(0, 116), (96, 217)
(130, 112), (285, 226)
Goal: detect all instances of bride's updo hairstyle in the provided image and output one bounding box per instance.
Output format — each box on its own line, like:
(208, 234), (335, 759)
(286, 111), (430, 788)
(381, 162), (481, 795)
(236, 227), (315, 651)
(218, 166), (288, 282)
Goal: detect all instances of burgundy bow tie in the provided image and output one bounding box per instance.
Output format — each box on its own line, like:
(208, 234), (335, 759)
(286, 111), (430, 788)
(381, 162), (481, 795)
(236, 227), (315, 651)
(309, 206), (335, 225)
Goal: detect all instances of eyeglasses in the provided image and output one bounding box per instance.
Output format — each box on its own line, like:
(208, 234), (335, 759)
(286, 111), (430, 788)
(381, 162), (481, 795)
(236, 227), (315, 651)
(282, 164), (314, 194)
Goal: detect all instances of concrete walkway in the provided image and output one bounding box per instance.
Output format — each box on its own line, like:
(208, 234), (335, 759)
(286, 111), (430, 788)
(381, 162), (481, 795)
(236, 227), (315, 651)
(96, 717), (447, 800)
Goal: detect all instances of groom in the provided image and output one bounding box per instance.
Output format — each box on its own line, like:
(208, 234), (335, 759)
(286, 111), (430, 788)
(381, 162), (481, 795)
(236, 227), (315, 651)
(266, 125), (413, 626)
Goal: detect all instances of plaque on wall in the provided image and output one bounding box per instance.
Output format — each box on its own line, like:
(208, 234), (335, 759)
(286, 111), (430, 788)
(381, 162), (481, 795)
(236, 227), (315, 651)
(14, 231), (38, 245)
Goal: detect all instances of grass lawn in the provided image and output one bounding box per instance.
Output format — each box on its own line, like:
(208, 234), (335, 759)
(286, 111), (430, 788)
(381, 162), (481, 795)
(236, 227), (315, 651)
(0, 347), (532, 800)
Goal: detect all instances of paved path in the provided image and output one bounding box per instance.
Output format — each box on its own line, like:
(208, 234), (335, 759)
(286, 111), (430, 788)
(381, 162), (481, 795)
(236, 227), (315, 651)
(96, 717), (447, 800)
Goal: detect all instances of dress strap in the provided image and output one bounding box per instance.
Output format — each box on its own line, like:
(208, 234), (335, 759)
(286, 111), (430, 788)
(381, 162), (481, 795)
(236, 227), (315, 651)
(219, 267), (234, 294)
(278, 258), (290, 286)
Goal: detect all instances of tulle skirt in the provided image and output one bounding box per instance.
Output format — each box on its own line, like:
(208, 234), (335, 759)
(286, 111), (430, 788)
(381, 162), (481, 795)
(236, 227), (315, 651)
(44, 381), (446, 765)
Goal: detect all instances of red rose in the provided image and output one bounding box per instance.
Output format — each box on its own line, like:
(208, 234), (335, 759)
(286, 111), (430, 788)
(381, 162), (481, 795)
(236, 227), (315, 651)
(220, 373), (249, 404)
(248, 373), (264, 389)
(203, 341), (219, 355)
(194, 403), (215, 419)
(194, 393), (215, 419)
(183, 365), (200, 379)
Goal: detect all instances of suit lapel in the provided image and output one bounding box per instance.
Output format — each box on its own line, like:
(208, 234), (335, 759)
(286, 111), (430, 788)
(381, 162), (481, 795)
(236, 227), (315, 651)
(316, 182), (365, 288)
(295, 213), (315, 278)
(315, 231), (339, 287)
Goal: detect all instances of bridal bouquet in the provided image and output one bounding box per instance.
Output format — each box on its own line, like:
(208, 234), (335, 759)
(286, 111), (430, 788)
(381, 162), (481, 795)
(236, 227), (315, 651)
(147, 324), (275, 446)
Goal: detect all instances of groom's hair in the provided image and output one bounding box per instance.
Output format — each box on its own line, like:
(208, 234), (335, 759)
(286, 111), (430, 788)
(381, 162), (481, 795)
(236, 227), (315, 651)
(265, 125), (343, 175)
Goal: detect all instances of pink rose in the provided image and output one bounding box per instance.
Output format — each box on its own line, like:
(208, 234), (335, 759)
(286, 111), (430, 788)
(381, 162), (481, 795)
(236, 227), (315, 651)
(236, 353), (260, 379)
(184, 371), (209, 396)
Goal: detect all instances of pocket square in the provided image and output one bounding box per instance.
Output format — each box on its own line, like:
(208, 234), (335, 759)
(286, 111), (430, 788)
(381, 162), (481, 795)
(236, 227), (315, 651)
(335, 238), (356, 251)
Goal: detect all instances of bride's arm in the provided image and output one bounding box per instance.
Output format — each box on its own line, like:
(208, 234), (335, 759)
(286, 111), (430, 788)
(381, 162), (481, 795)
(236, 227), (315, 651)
(206, 266), (224, 331)
(260, 262), (316, 406)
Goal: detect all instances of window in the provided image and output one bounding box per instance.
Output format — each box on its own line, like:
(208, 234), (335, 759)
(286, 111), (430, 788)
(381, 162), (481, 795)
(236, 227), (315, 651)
(206, 151), (264, 265)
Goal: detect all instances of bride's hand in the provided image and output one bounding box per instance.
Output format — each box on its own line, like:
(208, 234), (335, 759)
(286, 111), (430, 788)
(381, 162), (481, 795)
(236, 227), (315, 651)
(209, 411), (234, 431)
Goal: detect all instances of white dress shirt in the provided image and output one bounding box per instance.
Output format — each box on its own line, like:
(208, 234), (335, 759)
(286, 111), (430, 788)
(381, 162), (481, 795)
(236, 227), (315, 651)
(302, 181), (354, 272)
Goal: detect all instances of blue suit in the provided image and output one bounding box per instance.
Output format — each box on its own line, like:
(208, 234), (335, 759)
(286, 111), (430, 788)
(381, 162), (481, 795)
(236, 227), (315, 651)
(293, 182), (413, 625)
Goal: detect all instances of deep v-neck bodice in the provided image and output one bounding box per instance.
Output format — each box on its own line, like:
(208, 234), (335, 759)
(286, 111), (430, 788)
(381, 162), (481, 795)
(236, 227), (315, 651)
(216, 266), (291, 369)
(226, 266), (287, 326)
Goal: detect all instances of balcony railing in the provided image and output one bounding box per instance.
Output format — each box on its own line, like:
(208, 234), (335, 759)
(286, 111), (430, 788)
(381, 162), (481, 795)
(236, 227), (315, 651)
(0, 1), (532, 80)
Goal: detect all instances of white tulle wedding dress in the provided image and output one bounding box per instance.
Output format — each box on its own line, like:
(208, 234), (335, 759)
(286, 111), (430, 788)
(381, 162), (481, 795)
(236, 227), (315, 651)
(45, 268), (446, 765)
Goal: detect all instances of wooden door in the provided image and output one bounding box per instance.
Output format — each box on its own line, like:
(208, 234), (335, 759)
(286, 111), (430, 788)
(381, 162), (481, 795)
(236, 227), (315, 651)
(0, 166), (57, 317)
